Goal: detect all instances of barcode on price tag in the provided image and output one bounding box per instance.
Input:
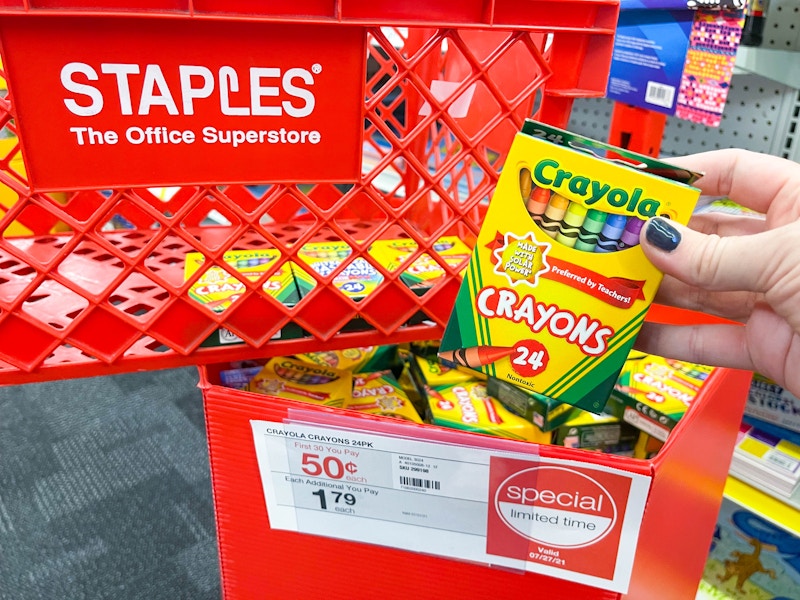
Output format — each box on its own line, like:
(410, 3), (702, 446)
(645, 81), (675, 109)
(399, 475), (441, 490)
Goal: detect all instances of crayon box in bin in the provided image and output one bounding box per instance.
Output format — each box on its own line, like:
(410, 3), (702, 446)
(183, 249), (309, 347)
(292, 236), (474, 333)
(199, 333), (752, 600)
(606, 351), (716, 457)
(486, 375), (581, 432)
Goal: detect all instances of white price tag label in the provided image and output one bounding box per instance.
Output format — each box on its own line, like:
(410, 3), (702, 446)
(251, 420), (651, 593)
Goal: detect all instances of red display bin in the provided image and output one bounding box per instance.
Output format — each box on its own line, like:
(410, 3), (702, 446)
(0, 1), (618, 384)
(198, 324), (753, 599)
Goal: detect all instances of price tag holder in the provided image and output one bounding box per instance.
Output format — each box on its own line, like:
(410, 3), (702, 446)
(251, 419), (651, 593)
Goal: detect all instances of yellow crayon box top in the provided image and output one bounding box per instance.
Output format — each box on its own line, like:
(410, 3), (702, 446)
(343, 371), (423, 423)
(369, 236), (472, 288)
(426, 380), (551, 444)
(294, 241), (384, 300)
(440, 120), (702, 414)
(245, 356), (352, 408)
(184, 249), (298, 313)
(613, 352), (714, 420)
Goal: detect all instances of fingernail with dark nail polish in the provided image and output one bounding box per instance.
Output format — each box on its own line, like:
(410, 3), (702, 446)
(645, 218), (681, 252)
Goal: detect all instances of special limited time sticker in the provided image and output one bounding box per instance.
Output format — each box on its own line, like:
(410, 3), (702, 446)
(250, 420), (652, 593)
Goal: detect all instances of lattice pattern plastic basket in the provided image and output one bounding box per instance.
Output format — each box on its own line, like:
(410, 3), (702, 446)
(0, 2), (618, 384)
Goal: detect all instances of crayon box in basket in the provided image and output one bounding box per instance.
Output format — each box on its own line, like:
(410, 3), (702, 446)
(440, 120), (701, 413)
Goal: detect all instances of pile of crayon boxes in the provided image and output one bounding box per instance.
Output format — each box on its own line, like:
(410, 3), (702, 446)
(217, 342), (715, 458)
(183, 236), (472, 347)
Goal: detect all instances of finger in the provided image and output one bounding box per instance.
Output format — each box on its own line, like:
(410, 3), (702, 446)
(653, 276), (759, 321)
(640, 217), (800, 294)
(688, 211), (767, 237)
(667, 149), (800, 215)
(634, 321), (754, 372)
(642, 217), (800, 334)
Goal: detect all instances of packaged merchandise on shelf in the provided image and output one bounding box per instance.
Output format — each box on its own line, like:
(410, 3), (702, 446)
(183, 249), (307, 347)
(401, 348), (485, 416)
(411, 352), (480, 387)
(745, 373), (800, 435)
(607, 0), (746, 127)
(293, 241), (383, 301)
(219, 365), (264, 390)
(245, 356), (352, 408)
(440, 120), (702, 414)
(699, 488), (800, 600)
(185, 249), (301, 311)
(550, 409), (639, 453)
(730, 422), (800, 500)
(213, 342), (677, 459)
(293, 238), (465, 331)
(606, 351), (714, 443)
(342, 371), (423, 423)
(485, 376), (580, 432)
(424, 379), (552, 444)
(394, 349), (428, 416)
(742, 415), (800, 448)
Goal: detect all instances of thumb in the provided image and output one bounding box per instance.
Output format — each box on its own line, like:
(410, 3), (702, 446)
(638, 217), (779, 293)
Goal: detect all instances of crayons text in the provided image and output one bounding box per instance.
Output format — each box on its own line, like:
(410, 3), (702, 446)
(475, 286), (614, 356)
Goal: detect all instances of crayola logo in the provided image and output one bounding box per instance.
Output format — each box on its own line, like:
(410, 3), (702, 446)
(352, 384), (396, 397)
(532, 159), (661, 217)
(277, 359), (337, 379)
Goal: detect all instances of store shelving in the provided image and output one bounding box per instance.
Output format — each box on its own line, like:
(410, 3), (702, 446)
(734, 47), (800, 89)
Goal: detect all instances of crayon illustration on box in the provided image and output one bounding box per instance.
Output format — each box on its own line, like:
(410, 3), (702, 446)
(440, 120), (702, 413)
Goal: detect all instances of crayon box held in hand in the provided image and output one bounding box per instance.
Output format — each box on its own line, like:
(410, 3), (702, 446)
(440, 120), (702, 413)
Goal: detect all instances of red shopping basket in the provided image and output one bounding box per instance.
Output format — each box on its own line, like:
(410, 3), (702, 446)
(0, 1), (618, 384)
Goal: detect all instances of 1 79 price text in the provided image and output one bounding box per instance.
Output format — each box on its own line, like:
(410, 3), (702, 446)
(311, 489), (357, 513)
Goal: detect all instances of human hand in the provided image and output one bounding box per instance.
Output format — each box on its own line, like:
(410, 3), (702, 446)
(635, 148), (800, 397)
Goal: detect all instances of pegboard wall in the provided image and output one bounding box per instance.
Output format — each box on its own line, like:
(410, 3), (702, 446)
(568, 0), (800, 161)
(763, 0), (800, 49)
(569, 74), (800, 159)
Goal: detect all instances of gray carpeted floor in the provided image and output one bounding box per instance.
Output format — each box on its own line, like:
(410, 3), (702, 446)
(0, 367), (221, 600)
